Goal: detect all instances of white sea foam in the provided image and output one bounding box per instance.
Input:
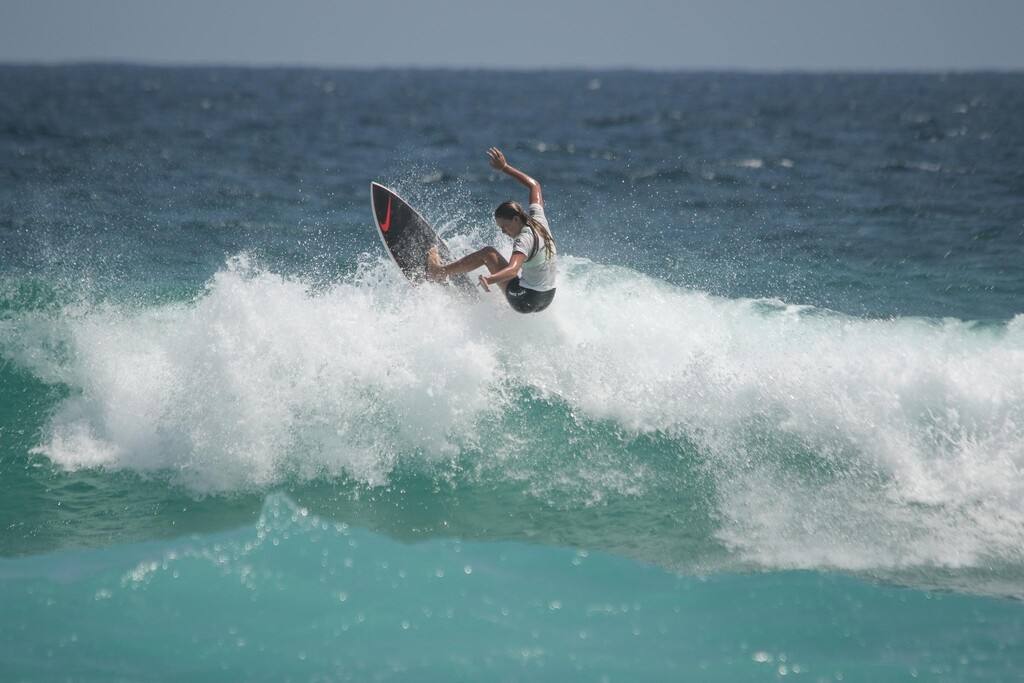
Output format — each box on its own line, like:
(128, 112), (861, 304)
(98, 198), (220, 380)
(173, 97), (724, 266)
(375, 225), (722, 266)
(14, 254), (509, 489)
(4, 253), (1023, 573)
(542, 264), (1024, 570)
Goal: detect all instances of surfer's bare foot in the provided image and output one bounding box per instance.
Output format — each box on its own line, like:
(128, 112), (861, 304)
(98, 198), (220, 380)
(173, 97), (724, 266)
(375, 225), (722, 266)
(426, 247), (444, 280)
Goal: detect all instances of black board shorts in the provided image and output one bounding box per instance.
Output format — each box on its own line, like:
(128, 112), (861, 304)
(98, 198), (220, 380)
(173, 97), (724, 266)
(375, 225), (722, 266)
(504, 278), (555, 314)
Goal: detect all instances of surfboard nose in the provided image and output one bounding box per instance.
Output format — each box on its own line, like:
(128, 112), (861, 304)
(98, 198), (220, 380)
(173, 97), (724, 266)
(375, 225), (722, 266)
(370, 182), (391, 226)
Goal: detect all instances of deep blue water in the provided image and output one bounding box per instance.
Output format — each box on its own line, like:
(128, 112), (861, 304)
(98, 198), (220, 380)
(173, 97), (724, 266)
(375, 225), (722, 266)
(1, 65), (1023, 681)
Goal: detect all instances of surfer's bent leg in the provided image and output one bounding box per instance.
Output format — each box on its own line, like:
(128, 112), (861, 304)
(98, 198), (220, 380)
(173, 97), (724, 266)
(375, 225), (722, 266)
(428, 247), (508, 281)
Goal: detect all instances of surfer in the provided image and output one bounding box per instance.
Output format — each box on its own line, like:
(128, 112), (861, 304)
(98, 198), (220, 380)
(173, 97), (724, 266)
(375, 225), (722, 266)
(427, 148), (557, 313)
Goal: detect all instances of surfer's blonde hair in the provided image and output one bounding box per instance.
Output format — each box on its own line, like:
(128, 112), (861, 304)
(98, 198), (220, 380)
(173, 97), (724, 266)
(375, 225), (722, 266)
(495, 200), (555, 261)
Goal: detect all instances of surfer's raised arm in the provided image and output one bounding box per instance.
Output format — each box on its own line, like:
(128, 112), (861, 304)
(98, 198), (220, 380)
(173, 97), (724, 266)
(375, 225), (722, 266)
(425, 147), (557, 313)
(487, 148), (543, 207)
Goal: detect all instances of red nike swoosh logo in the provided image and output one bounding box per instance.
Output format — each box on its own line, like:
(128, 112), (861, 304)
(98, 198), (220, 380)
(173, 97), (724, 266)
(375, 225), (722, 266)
(380, 196), (392, 232)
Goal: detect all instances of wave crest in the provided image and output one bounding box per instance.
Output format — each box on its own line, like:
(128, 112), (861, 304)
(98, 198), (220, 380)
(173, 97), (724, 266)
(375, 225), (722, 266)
(4, 253), (1023, 578)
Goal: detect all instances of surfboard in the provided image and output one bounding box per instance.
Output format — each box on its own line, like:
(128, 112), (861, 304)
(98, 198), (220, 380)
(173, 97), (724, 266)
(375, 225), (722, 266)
(370, 182), (477, 296)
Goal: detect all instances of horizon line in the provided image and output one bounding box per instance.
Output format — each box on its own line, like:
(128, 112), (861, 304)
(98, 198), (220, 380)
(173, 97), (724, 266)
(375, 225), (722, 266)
(2, 59), (1022, 76)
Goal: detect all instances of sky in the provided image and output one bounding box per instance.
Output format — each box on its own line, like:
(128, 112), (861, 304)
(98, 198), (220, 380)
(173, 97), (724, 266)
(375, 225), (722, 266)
(1, 0), (1022, 71)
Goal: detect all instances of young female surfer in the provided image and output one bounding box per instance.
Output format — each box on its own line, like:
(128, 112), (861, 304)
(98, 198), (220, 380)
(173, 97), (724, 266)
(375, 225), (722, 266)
(427, 148), (557, 313)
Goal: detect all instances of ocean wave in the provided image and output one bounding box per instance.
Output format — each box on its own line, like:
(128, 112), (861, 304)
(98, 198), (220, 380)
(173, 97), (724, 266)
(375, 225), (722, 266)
(2, 253), (1023, 583)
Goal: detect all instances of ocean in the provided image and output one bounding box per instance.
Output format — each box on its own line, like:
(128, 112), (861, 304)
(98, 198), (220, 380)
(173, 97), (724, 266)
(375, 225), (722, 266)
(1, 65), (1022, 681)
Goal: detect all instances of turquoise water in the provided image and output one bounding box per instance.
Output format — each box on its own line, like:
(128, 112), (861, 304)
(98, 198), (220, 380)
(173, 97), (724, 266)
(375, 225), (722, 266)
(4, 494), (1022, 682)
(1, 66), (1023, 680)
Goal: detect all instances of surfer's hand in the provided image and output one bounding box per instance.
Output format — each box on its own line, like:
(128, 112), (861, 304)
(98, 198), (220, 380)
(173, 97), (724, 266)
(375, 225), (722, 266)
(478, 274), (491, 292)
(487, 148), (507, 171)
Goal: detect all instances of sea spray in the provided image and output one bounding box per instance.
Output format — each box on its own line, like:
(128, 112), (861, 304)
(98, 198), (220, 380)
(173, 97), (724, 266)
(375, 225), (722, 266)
(3, 254), (1023, 591)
